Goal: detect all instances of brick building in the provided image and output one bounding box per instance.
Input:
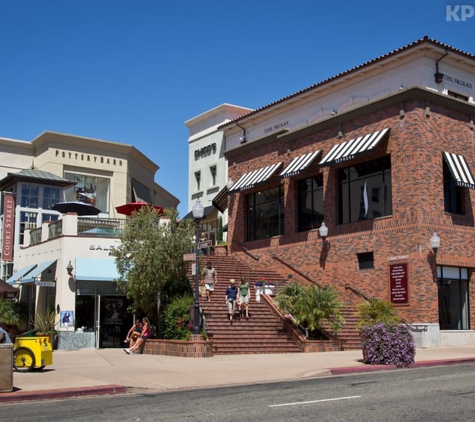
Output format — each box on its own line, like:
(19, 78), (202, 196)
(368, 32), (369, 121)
(215, 37), (475, 347)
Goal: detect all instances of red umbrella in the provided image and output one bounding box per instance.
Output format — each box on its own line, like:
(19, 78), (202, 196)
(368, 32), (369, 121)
(115, 201), (164, 216)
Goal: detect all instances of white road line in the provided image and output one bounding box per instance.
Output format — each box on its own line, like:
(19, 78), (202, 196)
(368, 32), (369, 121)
(269, 395), (362, 408)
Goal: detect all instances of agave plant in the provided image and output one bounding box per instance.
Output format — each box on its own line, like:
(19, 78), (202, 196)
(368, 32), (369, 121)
(33, 310), (58, 334)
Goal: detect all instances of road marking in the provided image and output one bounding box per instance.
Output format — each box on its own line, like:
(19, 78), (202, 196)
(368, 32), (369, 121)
(269, 395), (362, 407)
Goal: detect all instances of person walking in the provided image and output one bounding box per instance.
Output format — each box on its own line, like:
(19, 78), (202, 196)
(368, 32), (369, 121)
(201, 261), (218, 302)
(239, 276), (250, 319)
(124, 317), (150, 354)
(225, 279), (239, 324)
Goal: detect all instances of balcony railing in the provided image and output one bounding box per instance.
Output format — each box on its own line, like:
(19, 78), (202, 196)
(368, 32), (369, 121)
(77, 217), (127, 237)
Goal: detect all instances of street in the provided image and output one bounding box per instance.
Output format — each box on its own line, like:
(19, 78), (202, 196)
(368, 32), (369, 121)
(2, 363), (475, 421)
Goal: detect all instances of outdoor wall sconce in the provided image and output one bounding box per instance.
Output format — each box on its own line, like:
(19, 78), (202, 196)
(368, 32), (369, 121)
(66, 260), (74, 276)
(227, 178), (234, 190)
(319, 221), (330, 249)
(430, 232), (441, 256)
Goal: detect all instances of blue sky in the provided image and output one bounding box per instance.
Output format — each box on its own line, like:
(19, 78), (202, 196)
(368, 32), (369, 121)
(0, 1), (474, 217)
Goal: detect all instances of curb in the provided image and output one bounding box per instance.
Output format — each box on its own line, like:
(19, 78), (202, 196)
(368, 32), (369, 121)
(331, 357), (475, 375)
(0, 384), (127, 403)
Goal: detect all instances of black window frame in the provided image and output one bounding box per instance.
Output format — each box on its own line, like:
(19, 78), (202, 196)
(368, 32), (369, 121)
(297, 175), (324, 232)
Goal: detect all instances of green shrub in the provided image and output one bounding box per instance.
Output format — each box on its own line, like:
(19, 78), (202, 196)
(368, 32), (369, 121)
(161, 295), (193, 340)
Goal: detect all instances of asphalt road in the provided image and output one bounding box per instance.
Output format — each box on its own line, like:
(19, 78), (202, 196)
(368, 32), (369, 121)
(3, 363), (475, 421)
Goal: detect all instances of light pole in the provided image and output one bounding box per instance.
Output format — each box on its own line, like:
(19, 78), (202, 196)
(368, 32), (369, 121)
(192, 198), (204, 334)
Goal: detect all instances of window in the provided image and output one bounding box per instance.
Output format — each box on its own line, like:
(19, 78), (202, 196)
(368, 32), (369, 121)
(443, 161), (464, 214)
(42, 187), (60, 210)
(210, 166), (217, 186)
(246, 186), (284, 241)
(297, 175), (323, 231)
(357, 252), (374, 270)
(338, 156), (392, 224)
(20, 184), (39, 208)
(195, 171), (201, 191)
(19, 211), (38, 245)
(438, 266), (469, 330)
(64, 173), (110, 213)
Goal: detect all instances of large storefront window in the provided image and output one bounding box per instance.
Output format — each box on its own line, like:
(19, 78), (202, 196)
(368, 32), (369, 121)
(246, 186), (284, 241)
(64, 173), (110, 213)
(338, 156), (392, 224)
(443, 162), (464, 214)
(438, 266), (470, 330)
(297, 175), (323, 232)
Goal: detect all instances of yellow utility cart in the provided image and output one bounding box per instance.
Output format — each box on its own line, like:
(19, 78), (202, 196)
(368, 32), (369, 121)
(13, 331), (53, 372)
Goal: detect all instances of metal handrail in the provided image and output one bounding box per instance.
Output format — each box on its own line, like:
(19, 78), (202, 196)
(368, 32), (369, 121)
(271, 253), (323, 288)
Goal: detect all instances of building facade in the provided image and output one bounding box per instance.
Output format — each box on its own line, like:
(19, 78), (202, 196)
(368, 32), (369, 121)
(185, 104), (252, 244)
(1, 131), (179, 349)
(215, 37), (475, 347)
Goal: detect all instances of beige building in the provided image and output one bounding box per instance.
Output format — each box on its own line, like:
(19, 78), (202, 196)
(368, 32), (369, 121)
(0, 131), (178, 350)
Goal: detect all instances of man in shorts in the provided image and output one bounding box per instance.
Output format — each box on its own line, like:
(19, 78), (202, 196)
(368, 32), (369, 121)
(201, 261), (217, 302)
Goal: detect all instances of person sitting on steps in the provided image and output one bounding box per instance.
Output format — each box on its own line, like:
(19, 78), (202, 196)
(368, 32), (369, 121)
(124, 317), (150, 354)
(124, 318), (142, 348)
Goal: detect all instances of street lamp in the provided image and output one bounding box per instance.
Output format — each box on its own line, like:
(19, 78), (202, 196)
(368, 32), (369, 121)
(192, 198), (204, 334)
(430, 232), (440, 257)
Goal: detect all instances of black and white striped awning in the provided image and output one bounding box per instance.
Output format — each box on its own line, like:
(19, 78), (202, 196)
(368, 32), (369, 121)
(443, 151), (475, 189)
(318, 127), (390, 167)
(212, 186), (229, 213)
(278, 150), (322, 179)
(229, 163), (282, 192)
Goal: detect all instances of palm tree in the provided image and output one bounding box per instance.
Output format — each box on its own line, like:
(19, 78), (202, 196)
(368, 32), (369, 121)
(356, 297), (400, 329)
(276, 283), (345, 338)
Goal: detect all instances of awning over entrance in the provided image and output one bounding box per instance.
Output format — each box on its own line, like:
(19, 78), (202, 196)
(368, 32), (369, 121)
(21, 260), (57, 284)
(75, 258), (121, 282)
(278, 150), (322, 178)
(182, 205), (216, 220)
(229, 162), (282, 193)
(212, 186), (229, 213)
(6, 263), (37, 285)
(443, 151), (475, 189)
(318, 127), (390, 167)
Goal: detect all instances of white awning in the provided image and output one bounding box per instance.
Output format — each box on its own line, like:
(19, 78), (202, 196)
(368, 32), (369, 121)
(229, 163), (282, 192)
(319, 127), (390, 167)
(6, 264), (37, 285)
(443, 151), (475, 189)
(278, 150), (322, 178)
(21, 260), (56, 284)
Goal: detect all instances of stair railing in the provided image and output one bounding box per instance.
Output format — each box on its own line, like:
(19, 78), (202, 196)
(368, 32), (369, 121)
(271, 254), (323, 288)
(344, 283), (424, 332)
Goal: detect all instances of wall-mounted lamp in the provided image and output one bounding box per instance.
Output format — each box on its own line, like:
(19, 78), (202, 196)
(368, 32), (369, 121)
(66, 260), (74, 276)
(236, 122), (247, 144)
(227, 178), (234, 190)
(319, 221), (330, 249)
(430, 232), (440, 256)
(331, 109), (338, 116)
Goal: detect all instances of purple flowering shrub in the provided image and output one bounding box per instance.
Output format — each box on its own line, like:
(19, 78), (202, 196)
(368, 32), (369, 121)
(360, 322), (416, 368)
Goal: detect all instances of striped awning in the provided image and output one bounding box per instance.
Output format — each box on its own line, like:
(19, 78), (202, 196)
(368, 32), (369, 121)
(212, 186), (229, 213)
(443, 151), (475, 189)
(278, 150), (322, 179)
(318, 127), (390, 167)
(229, 163), (282, 192)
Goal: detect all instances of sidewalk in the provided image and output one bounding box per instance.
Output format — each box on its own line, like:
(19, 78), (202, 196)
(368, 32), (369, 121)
(2, 345), (475, 403)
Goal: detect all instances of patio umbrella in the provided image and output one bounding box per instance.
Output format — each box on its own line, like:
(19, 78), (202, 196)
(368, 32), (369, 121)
(115, 201), (164, 216)
(52, 201), (102, 216)
(0, 279), (19, 299)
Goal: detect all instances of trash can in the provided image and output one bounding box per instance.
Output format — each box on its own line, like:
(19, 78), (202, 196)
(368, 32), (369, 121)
(0, 343), (13, 392)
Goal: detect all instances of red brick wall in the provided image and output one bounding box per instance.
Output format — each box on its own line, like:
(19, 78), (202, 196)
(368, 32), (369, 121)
(227, 97), (475, 326)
